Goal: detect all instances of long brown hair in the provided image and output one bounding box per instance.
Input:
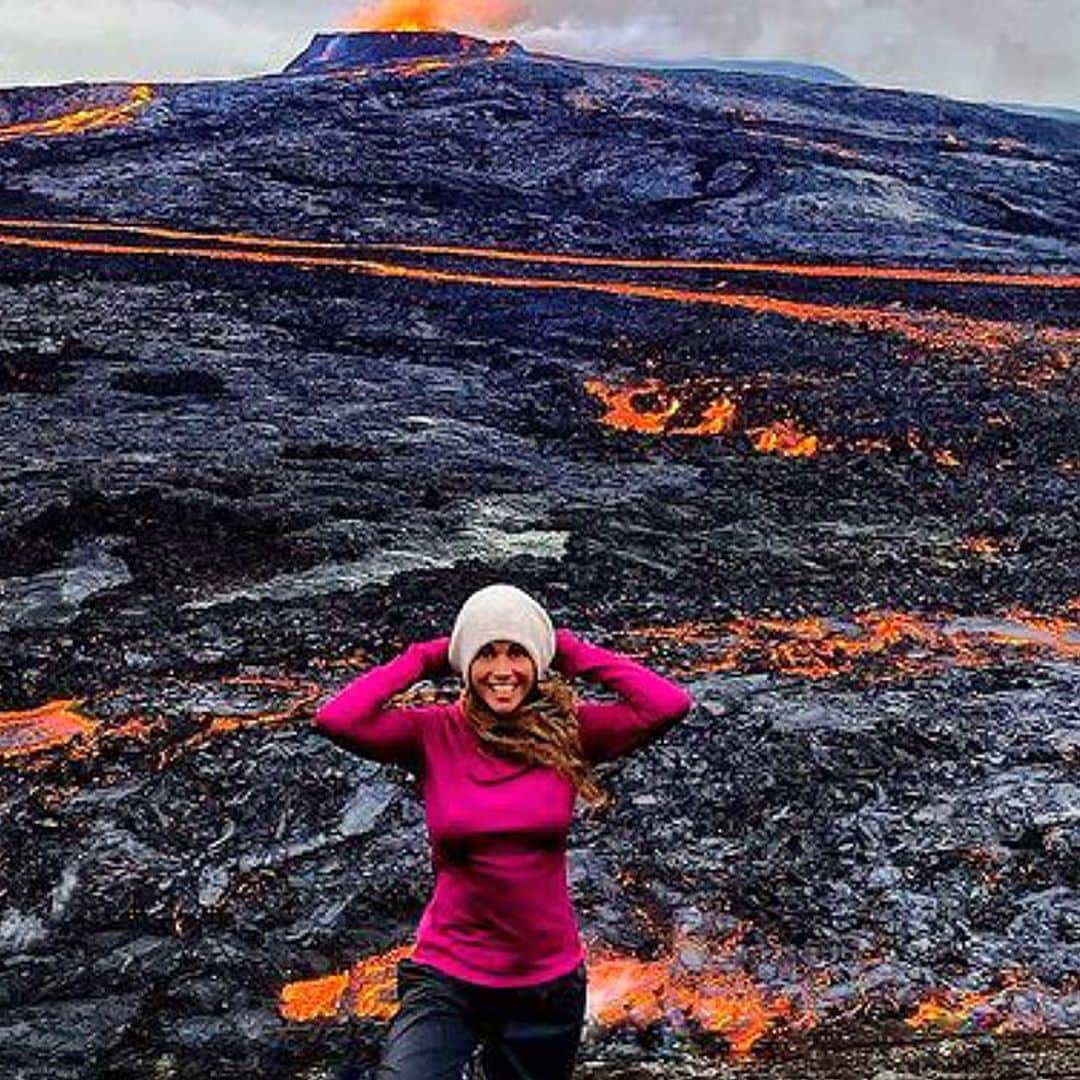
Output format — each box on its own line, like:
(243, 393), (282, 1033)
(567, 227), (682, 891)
(461, 675), (612, 811)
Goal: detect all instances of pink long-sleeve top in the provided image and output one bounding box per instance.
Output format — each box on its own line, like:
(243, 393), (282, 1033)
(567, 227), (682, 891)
(313, 627), (693, 988)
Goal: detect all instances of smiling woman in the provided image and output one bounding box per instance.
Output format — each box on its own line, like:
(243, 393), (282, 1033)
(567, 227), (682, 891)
(312, 581), (694, 1079)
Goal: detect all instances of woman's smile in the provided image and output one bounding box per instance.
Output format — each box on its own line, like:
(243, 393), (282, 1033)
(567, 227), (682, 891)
(469, 640), (536, 715)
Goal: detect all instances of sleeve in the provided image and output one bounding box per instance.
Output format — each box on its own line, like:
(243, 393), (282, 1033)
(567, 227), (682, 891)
(555, 628), (694, 764)
(312, 638), (446, 767)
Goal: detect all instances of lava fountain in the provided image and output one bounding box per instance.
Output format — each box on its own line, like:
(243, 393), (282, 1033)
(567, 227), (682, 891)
(343, 0), (529, 33)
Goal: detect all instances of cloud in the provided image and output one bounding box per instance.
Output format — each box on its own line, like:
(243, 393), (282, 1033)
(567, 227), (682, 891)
(513, 0), (1080, 105)
(0, 0), (338, 85)
(0, 0), (1076, 106)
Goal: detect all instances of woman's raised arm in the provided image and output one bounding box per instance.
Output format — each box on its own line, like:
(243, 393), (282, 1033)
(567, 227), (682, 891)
(313, 636), (450, 766)
(553, 628), (694, 763)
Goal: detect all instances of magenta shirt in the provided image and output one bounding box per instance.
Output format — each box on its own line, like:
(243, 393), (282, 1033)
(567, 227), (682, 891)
(313, 628), (693, 988)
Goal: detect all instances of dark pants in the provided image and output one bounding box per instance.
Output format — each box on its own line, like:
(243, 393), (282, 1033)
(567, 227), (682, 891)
(376, 957), (587, 1080)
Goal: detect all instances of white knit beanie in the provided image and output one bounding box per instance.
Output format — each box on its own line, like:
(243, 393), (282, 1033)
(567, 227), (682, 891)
(448, 583), (555, 684)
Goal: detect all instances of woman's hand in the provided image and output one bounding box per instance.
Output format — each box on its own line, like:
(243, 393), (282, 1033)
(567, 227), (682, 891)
(552, 627), (580, 675)
(413, 635), (451, 679)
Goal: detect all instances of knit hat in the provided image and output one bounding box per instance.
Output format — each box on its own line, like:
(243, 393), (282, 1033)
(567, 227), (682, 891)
(448, 583), (555, 684)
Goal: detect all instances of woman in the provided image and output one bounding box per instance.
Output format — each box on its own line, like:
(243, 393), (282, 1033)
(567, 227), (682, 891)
(313, 582), (694, 1079)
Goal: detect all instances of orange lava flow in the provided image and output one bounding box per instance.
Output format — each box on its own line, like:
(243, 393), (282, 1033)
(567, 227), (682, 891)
(744, 127), (861, 162)
(375, 242), (1080, 291)
(205, 675), (323, 735)
(961, 535), (1003, 555)
(156, 675), (325, 769)
(0, 85), (153, 142)
(905, 972), (1064, 1036)
(583, 377), (684, 434)
(587, 947), (808, 1056)
(624, 604), (1080, 682)
(0, 700), (96, 759)
(280, 943), (413, 1022)
(279, 938), (806, 1056)
(3, 217), (1079, 291)
(1, 221), (1078, 377)
(584, 377), (829, 456)
(747, 420), (821, 457)
(344, 0), (526, 33)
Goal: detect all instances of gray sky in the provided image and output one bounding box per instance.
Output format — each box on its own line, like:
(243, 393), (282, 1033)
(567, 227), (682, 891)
(0, 0), (1076, 108)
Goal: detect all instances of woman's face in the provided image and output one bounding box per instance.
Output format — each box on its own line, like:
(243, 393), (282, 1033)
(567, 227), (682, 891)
(469, 640), (536, 716)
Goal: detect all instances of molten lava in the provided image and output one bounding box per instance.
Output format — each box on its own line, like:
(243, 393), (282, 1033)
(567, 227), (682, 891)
(0, 218), (1077, 393)
(280, 943), (413, 1023)
(586, 944), (810, 1056)
(622, 603), (1080, 683)
(279, 934), (811, 1056)
(584, 377), (742, 437)
(746, 419), (821, 457)
(0, 700), (95, 759)
(906, 971), (1070, 1036)
(583, 377), (828, 456)
(344, 0), (527, 33)
(0, 85), (153, 142)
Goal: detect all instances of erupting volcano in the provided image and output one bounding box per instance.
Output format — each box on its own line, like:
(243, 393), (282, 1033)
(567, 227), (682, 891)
(2, 18), (1080, 1080)
(284, 29), (523, 76)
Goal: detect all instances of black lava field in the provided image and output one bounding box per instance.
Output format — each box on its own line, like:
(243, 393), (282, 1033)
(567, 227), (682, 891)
(1, 31), (1079, 1080)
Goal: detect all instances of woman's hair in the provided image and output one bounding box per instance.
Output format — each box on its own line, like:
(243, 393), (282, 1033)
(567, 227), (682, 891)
(461, 675), (612, 811)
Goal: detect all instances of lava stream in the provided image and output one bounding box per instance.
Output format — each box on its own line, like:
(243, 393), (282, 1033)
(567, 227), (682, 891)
(278, 933), (812, 1056)
(3, 217), (1079, 289)
(1, 222), (1078, 375)
(0, 700), (96, 760)
(278, 937), (1078, 1055)
(0, 85), (154, 142)
(623, 604), (1080, 683)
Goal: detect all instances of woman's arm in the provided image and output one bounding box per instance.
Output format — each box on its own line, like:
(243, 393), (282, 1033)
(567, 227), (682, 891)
(554, 628), (694, 763)
(312, 636), (450, 766)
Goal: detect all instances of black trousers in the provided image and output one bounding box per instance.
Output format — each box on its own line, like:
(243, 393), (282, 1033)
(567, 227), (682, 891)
(375, 957), (587, 1080)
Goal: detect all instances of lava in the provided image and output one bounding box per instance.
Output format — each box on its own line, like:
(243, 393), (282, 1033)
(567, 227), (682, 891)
(585, 944), (811, 1057)
(344, 0), (527, 33)
(4, 217), (1080, 290)
(622, 604), (1080, 683)
(1, 674), (319, 772)
(280, 943), (412, 1022)
(0, 699), (95, 759)
(203, 674), (323, 736)
(0, 219), (1077, 386)
(278, 937), (1080, 1055)
(279, 934), (810, 1056)
(744, 126), (862, 162)
(905, 971), (1076, 1036)
(960, 535), (1003, 556)
(376, 241), (1080, 290)
(746, 419), (821, 458)
(0, 85), (153, 142)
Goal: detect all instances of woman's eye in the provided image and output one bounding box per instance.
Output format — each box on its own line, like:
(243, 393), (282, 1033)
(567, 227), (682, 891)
(510, 644), (527, 657)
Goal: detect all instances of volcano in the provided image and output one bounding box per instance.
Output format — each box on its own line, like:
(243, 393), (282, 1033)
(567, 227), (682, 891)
(283, 30), (524, 76)
(1, 26), (1080, 1080)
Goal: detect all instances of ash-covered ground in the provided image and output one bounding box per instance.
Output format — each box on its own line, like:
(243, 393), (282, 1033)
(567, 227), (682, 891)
(1, 32), (1079, 1079)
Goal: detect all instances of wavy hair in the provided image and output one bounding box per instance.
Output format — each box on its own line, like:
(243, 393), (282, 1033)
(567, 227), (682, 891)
(461, 675), (611, 811)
